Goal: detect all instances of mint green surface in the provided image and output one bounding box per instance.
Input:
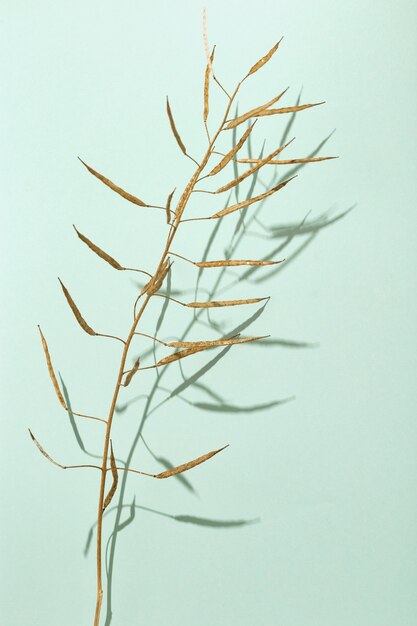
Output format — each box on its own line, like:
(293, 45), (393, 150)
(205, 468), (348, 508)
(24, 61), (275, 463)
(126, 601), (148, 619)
(1, 1), (416, 625)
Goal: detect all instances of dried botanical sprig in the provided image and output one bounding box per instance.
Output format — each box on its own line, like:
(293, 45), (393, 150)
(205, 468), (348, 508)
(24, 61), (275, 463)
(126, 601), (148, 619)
(32, 27), (335, 626)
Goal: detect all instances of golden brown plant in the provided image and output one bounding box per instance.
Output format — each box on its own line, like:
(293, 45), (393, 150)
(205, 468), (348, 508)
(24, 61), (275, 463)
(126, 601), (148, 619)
(30, 29), (337, 626)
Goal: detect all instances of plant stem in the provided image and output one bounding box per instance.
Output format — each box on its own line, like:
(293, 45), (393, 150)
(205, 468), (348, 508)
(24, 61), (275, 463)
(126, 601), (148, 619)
(92, 81), (241, 626)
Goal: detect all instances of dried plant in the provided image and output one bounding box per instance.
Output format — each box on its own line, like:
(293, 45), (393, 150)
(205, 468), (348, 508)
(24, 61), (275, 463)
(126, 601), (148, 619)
(30, 23), (344, 626)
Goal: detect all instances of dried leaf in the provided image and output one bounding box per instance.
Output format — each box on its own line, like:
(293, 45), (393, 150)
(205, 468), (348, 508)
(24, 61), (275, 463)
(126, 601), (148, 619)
(256, 102), (324, 117)
(214, 139), (293, 194)
(73, 226), (123, 270)
(38, 326), (66, 409)
(78, 158), (147, 207)
(124, 357), (140, 386)
(246, 37), (283, 77)
(167, 335), (267, 349)
(211, 176), (296, 219)
(165, 189), (175, 224)
(166, 97), (186, 155)
(225, 87), (288, 130)
(207, 123), (255, 177)
(103, 442), (118, 511)
(195, 259), (283, 268)
(203, 47), (215, 122)
(58, 279), (96, 336)
(156, 445), (228, 479)
(185, 297), (267, 308)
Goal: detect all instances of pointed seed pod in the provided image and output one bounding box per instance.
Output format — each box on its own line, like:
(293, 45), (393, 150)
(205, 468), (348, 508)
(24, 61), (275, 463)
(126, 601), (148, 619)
(38, 326), (66, 409)
(156, 445), (229, 479)
(78, 158), (147, 207)
(73, 226), (123, 270)
(246, 37), (283, 77)
(58, 279), (97, 336)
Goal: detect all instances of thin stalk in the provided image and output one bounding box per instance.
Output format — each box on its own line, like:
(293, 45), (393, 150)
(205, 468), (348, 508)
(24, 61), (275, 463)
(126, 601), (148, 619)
(93, 80), (242, 626)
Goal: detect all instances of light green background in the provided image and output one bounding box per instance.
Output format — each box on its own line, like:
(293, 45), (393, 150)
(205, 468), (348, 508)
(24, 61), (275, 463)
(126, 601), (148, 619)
(1, 1), (416, 625)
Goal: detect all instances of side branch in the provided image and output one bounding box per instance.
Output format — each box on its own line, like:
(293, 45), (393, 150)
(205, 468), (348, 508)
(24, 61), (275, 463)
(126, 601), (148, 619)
(29, 430), (102, 470)
(111, 444), (229, 479)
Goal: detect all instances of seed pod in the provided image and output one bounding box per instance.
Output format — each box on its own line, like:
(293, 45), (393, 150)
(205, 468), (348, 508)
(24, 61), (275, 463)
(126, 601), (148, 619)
(103, 442), (118, 511)
(246, 37), (283, 77)
(211, 177), (296, 219)
(185, 297), (267, 308)
(124, 357), (140, 387)
(58, 279), (97, 336)
(38, 326), (67, 409)
(156, 445), (228, 479)
(78, 158), (147, 207)
(73, 226), (123, 270)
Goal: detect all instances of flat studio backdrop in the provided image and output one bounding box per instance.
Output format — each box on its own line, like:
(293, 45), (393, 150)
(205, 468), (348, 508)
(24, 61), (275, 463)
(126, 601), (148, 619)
(1, 1), (416, 626)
